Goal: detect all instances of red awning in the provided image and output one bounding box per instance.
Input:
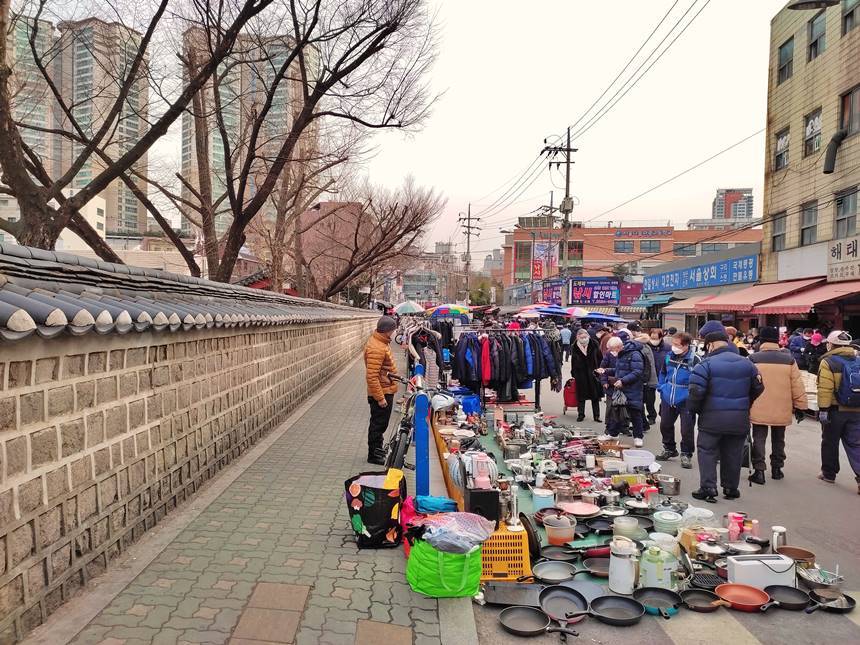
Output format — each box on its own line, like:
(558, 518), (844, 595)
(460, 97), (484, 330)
(694, 278), (824, 313)
(750, 280), (860, 314)
(662, 294), (718, 313)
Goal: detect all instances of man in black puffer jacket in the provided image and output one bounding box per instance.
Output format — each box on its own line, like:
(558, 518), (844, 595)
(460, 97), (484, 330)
(687, 321), (764, 503)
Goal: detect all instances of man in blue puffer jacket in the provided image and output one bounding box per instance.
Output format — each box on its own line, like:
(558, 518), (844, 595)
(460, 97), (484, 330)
(657, 332), (700, 469)
(687, 321), (764, 503)
(599, 334), (647, 446)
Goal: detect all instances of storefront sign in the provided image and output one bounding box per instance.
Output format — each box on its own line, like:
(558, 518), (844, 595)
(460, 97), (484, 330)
(542, 279), (565, 305)
(568, 278), (620, 305)
(532, 260), (543, 280)
(620, 282), (643, 306)
(827, 236), (860, 282)
(643, 254), (758, 293)
(615, 229), (672, 238)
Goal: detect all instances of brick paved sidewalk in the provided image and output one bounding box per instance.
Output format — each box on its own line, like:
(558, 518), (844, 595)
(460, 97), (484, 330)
(56, 359), (440, 645)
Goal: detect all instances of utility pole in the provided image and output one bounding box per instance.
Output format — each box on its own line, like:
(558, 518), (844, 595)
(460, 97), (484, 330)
(459, 204), (480, 305)
(542, 127), (577, 305)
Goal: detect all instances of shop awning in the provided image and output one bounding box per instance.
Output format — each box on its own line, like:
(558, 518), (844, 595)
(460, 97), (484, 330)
(750, 280), (860, 314)
(618, 305), (646, 314)
(662, 294), (718, 314)
(694, 278), (824, 313)
(631, 293), (674, 307)
(585, 306), (617, 315)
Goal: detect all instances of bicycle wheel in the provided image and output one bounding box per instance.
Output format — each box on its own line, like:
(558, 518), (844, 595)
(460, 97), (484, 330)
(386, 430), (410, 469)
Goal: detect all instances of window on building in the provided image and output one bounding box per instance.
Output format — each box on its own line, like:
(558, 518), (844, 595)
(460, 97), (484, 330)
(639, 240), (660, 253)
(514, 241), (532, 279)
(836, 189), (858, 239)
(614, 240), (634, 253)
(841, 85), (860, 135)
(801, 202), (818, 246)
(772, 214), (787, 251)
(845, 0), (859, 35)
(804, 109), (822, 157)
(673, 243), (696, 257)
(96, 221), (104, 231)
(701, 243), (728, 254)
(808, 11), (826, 60)
(97, 207), (104, 217)
(567, 240), (583, 259)
(777, 37), (794, 84)
(774, 128), (790, 170)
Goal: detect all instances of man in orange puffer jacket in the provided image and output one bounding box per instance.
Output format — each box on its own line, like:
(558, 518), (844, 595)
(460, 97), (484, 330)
(364, 316), (399, 465)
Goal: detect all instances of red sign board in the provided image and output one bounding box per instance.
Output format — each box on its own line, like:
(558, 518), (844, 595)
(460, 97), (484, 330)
(620, 282), (643, 306)
(532, 260), (543, 280)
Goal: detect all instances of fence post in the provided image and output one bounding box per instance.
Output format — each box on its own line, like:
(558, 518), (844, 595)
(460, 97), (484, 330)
(413, 364), (430, 496)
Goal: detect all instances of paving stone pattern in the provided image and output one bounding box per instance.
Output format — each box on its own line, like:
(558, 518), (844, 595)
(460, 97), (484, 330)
(68, 360), (441, 645)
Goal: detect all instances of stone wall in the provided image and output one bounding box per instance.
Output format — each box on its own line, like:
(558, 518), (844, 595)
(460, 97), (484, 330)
(0, 318), (374, 641)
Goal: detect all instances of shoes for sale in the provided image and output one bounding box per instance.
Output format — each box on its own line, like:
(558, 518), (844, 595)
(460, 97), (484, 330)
(818, 472), (836, 484)
(691, 488), (718, 503)
(680, 454), (693, 469)
(633, 438), (644, 448)
(771, 467), (784, 480)
(723, 487), (741, 500)
(656, 449), (679, 461)
(749, 470), (766, 485)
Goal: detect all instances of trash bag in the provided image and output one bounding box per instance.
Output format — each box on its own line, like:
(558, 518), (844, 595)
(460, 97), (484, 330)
(344, 469), (407, 549)
(406, 539), (482, 598)
(418, 512), (496, 554)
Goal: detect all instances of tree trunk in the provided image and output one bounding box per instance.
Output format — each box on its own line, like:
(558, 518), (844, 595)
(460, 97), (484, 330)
(214, 221), (246, 283)
(13, 202), (62, 248)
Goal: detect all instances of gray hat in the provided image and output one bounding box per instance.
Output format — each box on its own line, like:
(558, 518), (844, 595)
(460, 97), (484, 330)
(376, 316), (397, 333)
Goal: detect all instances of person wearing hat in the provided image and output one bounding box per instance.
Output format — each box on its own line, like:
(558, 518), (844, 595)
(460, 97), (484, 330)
(816, 330), (860, 494)
(748, 327), (808, 485)
(364, 316), (400, 465)
(687, 321), (764, 502)
(805, 331), (827, 375)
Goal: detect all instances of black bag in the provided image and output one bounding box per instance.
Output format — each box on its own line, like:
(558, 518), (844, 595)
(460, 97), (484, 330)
(606, 389), (630, 427)
(344, 470), (407, 549)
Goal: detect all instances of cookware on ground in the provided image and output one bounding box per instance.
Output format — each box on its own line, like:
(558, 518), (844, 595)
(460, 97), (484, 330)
(806, 591), (857, 615)
(520, 513), (541, 559)
(539, 541), (611, 562)
(776, 546), (816, 568)
(498, 606), (580, 638)
(563, 595), (646, 627)
(690, 572), (724, 591)
(482, 581), (544, 607)
(518, 560), (578, 585)
(680, 589), (728, 613)
(585, 517), (614, 535)
(539, 585), (589, 640)
(715, 583), (770, 612)
(575, 557), (610, 578)
(633, 587), (683, 619)
(558, 580), (605, 604)
(760, 585), (811, 612)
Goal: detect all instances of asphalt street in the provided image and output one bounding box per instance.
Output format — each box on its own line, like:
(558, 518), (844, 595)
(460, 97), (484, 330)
(473, 382), (860, 645)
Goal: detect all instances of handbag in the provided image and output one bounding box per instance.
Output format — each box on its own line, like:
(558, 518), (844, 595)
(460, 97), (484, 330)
(344, 469), (407, 549)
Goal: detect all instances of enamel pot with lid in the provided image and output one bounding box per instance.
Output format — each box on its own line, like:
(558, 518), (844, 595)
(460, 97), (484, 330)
(695, 541), (726, 564)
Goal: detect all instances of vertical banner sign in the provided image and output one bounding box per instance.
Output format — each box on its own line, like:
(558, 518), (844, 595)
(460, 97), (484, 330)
(532, 260), (544, 280)
(542, 279), (566, 305)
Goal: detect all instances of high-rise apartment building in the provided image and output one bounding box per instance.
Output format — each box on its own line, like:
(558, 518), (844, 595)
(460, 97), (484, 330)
(712, 188), (754, 219)
(55, 18), (149, 235)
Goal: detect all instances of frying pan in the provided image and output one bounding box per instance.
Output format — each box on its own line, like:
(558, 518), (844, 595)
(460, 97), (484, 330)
(806, 591), (857, 614)
(559, 580), (605, 604)
(520, 513), (541, 560)
(715, 583), (770, 612)
(518, 560), (578, 585)
(689, 572), (724, 591)
(760, 585), (811, 612)
(576, 557), (610, 578)
(540, 541), (611, 562)
(482, 581), (544, 607)
(498, 606), (580, 639)
(633, 587), (683, 619)
(540, 586), (588, 641)
(585, 517), (614, 535)
(681, 589), (729, 613)
(563, 595), (646, 627)
(633, 516), (654, 532)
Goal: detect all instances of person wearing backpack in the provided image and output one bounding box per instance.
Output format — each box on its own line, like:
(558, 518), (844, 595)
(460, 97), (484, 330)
(748, 327), (808, 485)
(687, 321), (764, 503)
(816, 330), (860, 494)
(656, 332), (700, 469)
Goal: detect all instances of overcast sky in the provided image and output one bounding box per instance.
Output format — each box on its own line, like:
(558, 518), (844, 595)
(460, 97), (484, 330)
(363, 0), (788, 257)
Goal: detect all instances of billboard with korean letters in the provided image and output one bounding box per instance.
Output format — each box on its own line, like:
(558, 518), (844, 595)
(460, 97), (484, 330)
(568, 278), (620, 305)
(828, 236), (860, 282)
(643, 254), (759, 294)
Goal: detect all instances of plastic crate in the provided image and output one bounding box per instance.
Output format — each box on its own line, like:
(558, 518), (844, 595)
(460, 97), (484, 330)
(480, 524), (531, 581)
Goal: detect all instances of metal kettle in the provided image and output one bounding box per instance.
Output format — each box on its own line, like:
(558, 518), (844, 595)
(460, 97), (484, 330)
(770, 526), (788, 553)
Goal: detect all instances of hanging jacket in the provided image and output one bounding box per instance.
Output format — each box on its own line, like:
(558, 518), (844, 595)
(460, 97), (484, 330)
(688, 344), (764, 434)
(480, 336), (491, 385)
(658, 348), (701, 408)
(523, 334), (534, 379)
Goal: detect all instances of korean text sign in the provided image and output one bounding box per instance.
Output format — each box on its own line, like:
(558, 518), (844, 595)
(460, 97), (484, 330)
(642, 255), (758, 294)
(568, 278), (620, 305)
(828, 237), (860, 282)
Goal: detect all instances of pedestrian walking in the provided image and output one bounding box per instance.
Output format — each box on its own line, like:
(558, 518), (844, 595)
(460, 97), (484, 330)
(560, 324), (573, 362)
(645, 329), (669, 423)
(656, 332), (700, 469)
(805, 332), (826, 375)
(816, 331), (860, 494)
(789, 328), (811, 369)
(688, 321), (764, 503)
(748, 327), (808, 485)
(570, 328), (603, 422)
(598, 335), (646, 447)
(363, 316), (400, 465)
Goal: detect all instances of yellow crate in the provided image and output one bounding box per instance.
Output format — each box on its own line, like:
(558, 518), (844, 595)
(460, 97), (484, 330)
(480, 524), (532, 581)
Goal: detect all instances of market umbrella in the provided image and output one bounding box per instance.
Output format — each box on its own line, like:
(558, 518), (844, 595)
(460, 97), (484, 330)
(581, 312), (624, 322)
(519, 310), (541, 319)
(536, 306), (572, 317)
(394, 301), (425, 315)
(428, 303), (471, 317)
(567, 306), (591, 318)
(520, 302), (551, 311)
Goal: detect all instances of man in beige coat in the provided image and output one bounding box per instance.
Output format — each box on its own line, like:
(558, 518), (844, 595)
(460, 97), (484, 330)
(748, 326), (808, 484)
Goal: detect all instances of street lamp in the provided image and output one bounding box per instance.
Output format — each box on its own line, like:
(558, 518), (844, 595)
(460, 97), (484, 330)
(786, 0), (837, 9)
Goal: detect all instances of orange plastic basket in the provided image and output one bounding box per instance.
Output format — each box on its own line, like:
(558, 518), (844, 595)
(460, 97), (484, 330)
(480, 524), (532, 581)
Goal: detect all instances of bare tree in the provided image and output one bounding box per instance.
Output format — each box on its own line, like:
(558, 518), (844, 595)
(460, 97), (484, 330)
(301, 177), (444, 300)
(0, 0), (277, 261)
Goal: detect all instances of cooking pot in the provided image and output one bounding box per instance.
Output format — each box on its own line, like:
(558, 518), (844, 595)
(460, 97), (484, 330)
(656, 474), (681, 496)
(695, 541), (727, 564)
(776, 546), (816, 569)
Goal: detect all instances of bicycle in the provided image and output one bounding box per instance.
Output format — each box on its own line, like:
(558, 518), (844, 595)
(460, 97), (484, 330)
(384, 372), (418, 469)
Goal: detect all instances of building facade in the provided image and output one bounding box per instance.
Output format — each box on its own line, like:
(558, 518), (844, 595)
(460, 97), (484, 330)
(713, 188), (754, 219)
(761, 0), (860, 284)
